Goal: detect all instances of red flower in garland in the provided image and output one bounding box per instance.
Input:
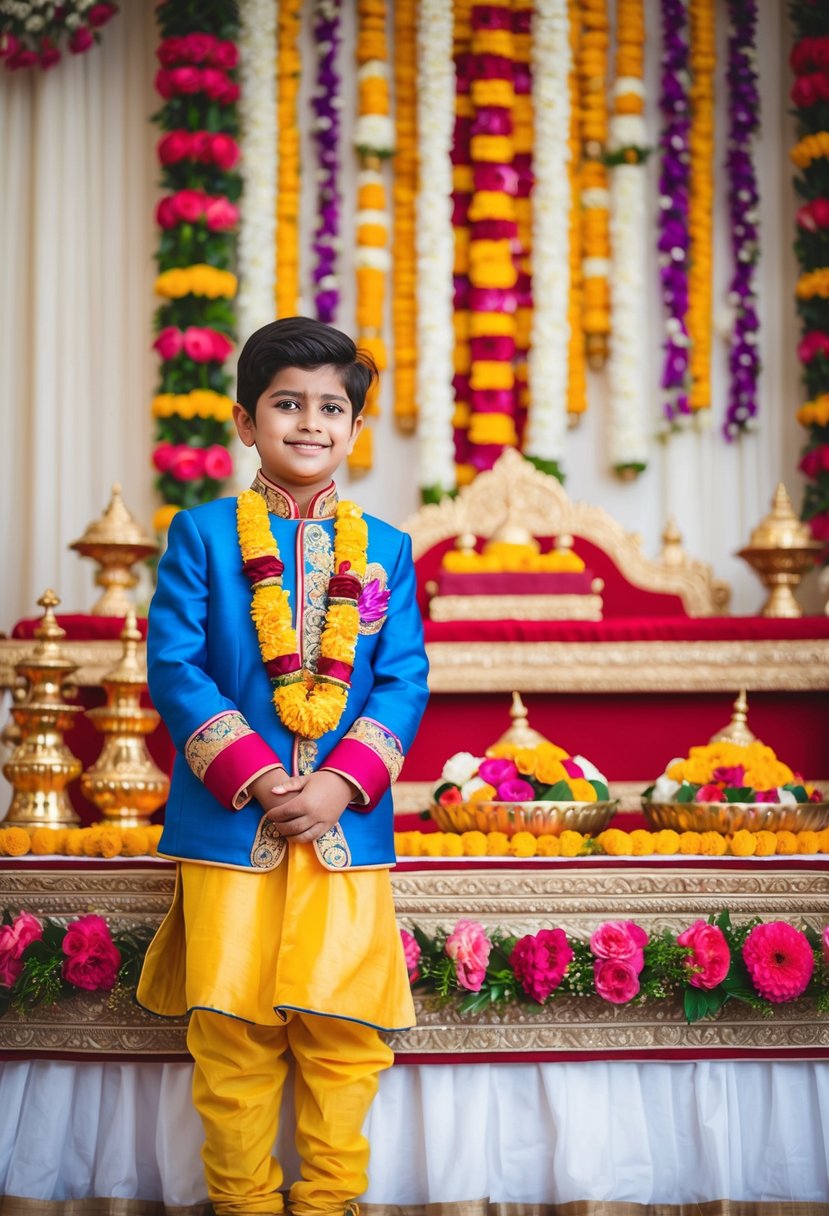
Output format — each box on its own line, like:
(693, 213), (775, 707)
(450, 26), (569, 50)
(742, 921), (814, 1003)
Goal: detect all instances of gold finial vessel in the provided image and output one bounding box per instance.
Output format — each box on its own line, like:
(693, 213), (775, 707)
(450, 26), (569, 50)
(709, 688), (757, 748)
(69, 483), (158, 616)
(80, 609), (169, 828)
(660, 517), (686, 568)
(737, 483), (822, 618)
(2, 590), (83, 827)
(491, 692), (550, 751)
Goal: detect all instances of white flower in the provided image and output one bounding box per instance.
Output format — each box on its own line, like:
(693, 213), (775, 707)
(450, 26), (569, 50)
(571, 755), (607, 785)
(355, 246), (391, 271)
(355, 209), (388, 229)
(461, 776), (490, 801)
(776, 789), (797, 806)
(582, 257), (611, 278)
(607, 160), (649, 470)
(354, 114), (395, 156)
(24, 13), (43, 29)
(440, 751), (484, 787)
(652, 774), (681, 802)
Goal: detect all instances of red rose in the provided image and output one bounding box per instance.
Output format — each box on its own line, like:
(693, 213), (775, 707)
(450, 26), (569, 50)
(808, 512), (829, 542)
(157, 37), (185, 67)
(88, 3), (117, 28)
(39, 42), (62, 70)
(181, 33), (218, 64)
(170, 446), (207, 481)
(6, 48), (39, 69)
(813, 38), (829, 71)
(210, 40), (239, 69)
(173, 189), (207, 224)
(209, 133), (241, 171)
(169, 66), (202, 95)
(696, 783), (726, 802)
(157, 130), (192, 165)
(790, 37), (812, 75)
(811, 198), (829, 228)
(220, 80), (240, 104)
(800, 449), (821, 479)
(0, 33), (20, 59)
(201, 67), (229, 100)
(796, 203), (818, 233)
(152, 442), (179, 474)
(182, 327), (217, 362)
(155, 196), (180, 229)
(154, 327), (184, 360)
(61, 914), (121, 992)
(208, 329), (234, 361)
(0, 912), (44, 988)
(203, 445), (233, 481)
(154, 68), (174, 98)
(204, 196), (239, 231)
(69, 28), (96, 55)
(791, 75), (817, 107)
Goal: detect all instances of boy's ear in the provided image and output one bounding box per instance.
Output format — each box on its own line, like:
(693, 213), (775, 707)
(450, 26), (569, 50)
(233, 403), (256, 447)
(347, 412), (364, 454)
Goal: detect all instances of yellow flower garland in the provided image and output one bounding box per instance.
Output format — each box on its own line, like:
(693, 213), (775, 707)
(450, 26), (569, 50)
(578, 0), (611, 370)
(687, 0), (715, 412)
(154, 265), (237, 300)
(276, 0), (301, 317)
(452, 0), (475, 488)
(151, 390), (234, 422)
(392, 0), (418, 431)
(567, 0), (587, 419)
(236, 490), (367, 739)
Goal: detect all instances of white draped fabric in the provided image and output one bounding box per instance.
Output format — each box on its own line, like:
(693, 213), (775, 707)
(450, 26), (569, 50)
(0, 1059), (827, 1206)
(0, 0), (823, 636)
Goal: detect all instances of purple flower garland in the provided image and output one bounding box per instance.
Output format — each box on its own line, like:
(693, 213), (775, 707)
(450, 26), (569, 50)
(657, 0), (692, 427)
(311, 0), (342, 323)
(723, 0), (761, 440)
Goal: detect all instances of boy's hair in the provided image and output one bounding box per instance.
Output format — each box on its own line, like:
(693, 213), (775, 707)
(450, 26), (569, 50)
(236, 316), (377, 419)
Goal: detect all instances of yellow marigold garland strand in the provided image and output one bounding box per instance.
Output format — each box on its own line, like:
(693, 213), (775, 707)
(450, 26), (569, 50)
(276, 0), (302, 317)
(687, 0), (716, 412)
(452, 0), (475, 487)
(236, 491), (367, 739)
(567, 0), (586, 420)
(392, 0), (418, 432)
(578, 0), (611, 371)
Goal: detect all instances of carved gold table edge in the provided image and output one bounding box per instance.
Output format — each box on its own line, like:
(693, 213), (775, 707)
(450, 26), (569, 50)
(2, 863), (829, 1059)
(3, 637), (829, 694)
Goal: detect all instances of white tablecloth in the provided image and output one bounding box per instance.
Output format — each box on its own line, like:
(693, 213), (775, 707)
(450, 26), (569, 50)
(1, 1059), (828, 1206)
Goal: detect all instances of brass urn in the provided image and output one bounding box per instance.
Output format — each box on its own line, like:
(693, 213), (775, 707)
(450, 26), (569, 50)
(80, 609), (169, 827)
(69, 483), (158, 616)
(737, 483), (822, 618)
(2, 591), (83, 827)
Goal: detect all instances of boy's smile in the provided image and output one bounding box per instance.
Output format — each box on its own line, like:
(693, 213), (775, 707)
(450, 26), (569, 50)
(233, 365), (363, 509)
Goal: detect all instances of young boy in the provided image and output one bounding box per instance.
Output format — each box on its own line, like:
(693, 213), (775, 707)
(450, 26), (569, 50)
(137, 317), (430, 1216)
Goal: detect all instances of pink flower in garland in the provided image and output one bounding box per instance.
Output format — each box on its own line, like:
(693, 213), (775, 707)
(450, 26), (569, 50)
(594, 959), (642, 1004)
(445, 919), (492, 992)
(590, 920), (648, 971)
(509, 929), (573, 1003)
(61, 915), (121, 992)
(742, 921), (814, 1002)
(0, 912), (44, 987)
(400, 928), (421, 982)
(677, 920), (731, 989)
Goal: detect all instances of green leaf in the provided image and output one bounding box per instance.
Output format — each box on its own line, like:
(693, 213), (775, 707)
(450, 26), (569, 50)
(589, 780), (610, 801)
(724, 787), (753, 803)
(676, 784), (697, 803)
(783, 784), (808, 803)
(538, 780), (572, 801)
(684, 985), (730, 1024)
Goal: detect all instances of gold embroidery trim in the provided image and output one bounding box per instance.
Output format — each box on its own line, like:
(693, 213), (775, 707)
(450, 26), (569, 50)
(345, 718), (404, 782)
(313, 823), (352, 869)
(186, 712), (254, 783)
(250, 817), (288, 870)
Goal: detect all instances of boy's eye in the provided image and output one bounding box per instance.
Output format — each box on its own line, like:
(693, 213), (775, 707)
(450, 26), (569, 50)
(276, 399), (300, 410)
(322, 402), (344, 414)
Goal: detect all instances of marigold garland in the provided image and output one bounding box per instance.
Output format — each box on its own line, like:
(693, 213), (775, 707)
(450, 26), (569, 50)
(236, 490), (367, 739)
(566, 0), (586, 421)
(577, 0), (611, 371)
(687, 0), (716, 413)
(451, 0), (475, 488)
(276, 0), (302, 318)
(392, 0), (419, 432)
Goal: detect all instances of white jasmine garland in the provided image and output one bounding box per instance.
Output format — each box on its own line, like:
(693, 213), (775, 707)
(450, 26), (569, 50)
(236, 0), (277, 346)
(525, 0), (571, 469)
(354, 114), (396, 156)
(355, 209), (389, 229)
(415, 0), (456, 493)
(607, 156), (649, 472)
(355, 246), (391, 271)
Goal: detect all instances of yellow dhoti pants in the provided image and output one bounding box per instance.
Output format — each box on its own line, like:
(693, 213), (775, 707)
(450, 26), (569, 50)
(188, 1007), (392, 1216)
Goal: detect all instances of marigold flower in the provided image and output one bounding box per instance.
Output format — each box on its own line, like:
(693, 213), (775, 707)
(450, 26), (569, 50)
(730, 830), (757, 857)
(754, 831), (778, 857)
(461, 831), (488, 857)
(29, 827), (66, 856)
(1, 827), (31, 857)
(796, 831), (820, 855)
(559, 830), (585, 858)
(653, 829), (681, 855)
(775, 831), (798, 855)
(678, 831), (703, 855)
(509, 831), (538, 858)
(699, 832), (728, 857)
(486, 831), (510, 856)
(535, 835), (562, 857)
(121, 828), (151, 857)
(628, 829), (655, 857)
(598, 828), (630, 857)
(422, 832), (447, 858)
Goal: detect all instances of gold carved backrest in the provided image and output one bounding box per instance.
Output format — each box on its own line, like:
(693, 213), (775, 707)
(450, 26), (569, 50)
(402, 450), (731, 617)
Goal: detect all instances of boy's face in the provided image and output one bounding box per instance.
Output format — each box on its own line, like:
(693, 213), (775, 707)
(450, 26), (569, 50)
(233, 364), (363, 499)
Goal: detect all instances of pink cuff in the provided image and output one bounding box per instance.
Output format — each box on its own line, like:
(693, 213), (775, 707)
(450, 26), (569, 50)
(204, 734), (284, 811)
(321, 738), (391, 812)
(233, 763), (287, 811)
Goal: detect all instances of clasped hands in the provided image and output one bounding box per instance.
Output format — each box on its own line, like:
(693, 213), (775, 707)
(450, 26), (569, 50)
(248, 767), (357, 844)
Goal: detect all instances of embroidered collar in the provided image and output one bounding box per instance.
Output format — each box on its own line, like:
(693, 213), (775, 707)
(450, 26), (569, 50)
(251, 470), (339, 520)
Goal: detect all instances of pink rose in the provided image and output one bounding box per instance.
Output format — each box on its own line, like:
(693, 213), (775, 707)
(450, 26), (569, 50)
(754, 789), (782, 803)
(0, 33), (20, 59)
(155, 196), (180, 230)
(219, 80), (240, 105)
(445, 919), (492, 992)
(61, 915), (121, 992)
(822, 926), (829, 967)
(39, 42), (62, 70)
(7, 48), (39, 69)
(157, 37), (184, 67)
(509, 928), (573, 1003)
(182, 326), (217, 362)
(88, 4), (117, 28)
(562, 757), (585, 779)
(173, 189), (207, 224)
(496, 778), (535, 803)
(590, 920), (648, 972)
(154, 68), (174, 98)
(169, 66), (203, 95)
(0, 911), (44, 988)
(154, 327), (184, 360)
(208, 329), (234, 361)
(152, 442), (179, 474)
(201, 66), (230, 100)
(157, 130), (192, 165)
(677, 921), (731, 990)
(209, 133), (241, 171)
(181, 33), (217, 63)
(711, 765), (745, 786)
(478, 757), (517, 787)
(190, 130), (213, 162)
(170, 446), (206, 481)
(594, 958), (641, 1004)
(696, 783), (726, 802)
(438, 786), (462, 807)
(400, 928), (421, 982)
(210, 40), (239, 69)
(69, 28), (95, 55)
(204, 197), (239, 232)
(742, 921), (814, 1003)
(203, 444), (233, 481)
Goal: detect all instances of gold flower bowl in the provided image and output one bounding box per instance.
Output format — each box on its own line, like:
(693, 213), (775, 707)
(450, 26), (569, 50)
(642, 800), (829, 835)
(430, 799), (619, 838)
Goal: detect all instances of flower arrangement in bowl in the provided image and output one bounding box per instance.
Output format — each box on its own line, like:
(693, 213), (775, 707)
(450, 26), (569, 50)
(432, 740), (617, 838)
(643, 704), (828, 835)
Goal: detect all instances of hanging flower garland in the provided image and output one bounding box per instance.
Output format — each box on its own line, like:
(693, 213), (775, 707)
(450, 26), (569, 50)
(511, 2), (534, 451)
(150, 3), (240, 534)
(0, 1), (117, 70)
(415, 0), (456, 502)
(392, 0), (419, 432)
(312, 0), (342, 326)
(686, 0), (716, 414)
(451, 0), (475, 488)
(275, 0), (302, 319)
(577, 0), (612, 374)
(524, 0), (570, 482)
(657, 0), (692, 431)
(235, 0), (277, 351)
(350, 0), (395, 474)
(606, 0), (650, 477)
(466, 0), (519, 476)
(722, 0), (761, 441)
(790, 5), (829, 556)
(566, 0), (586, 422)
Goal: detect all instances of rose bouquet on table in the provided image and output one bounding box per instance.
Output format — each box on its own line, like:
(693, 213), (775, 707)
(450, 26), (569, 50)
(434, 741), (610, 808)
(645, 739), (822, 806)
